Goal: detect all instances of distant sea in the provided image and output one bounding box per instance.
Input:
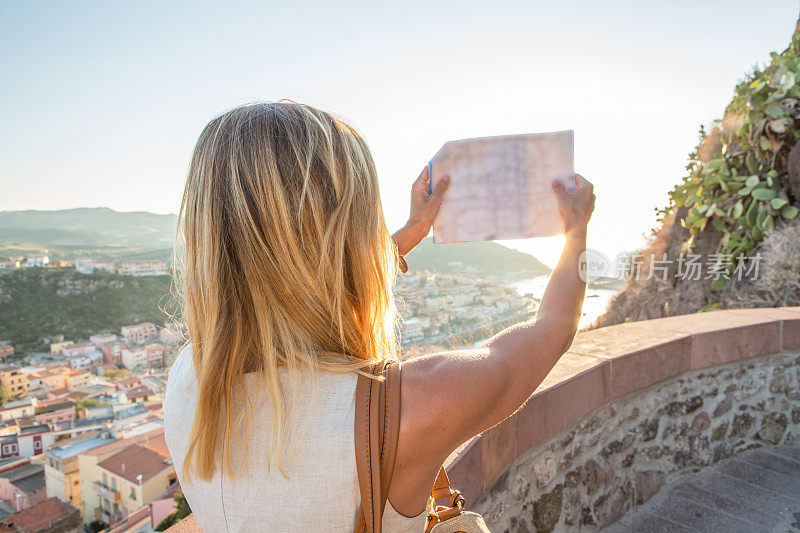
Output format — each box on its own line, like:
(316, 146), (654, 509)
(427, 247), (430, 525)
(511, 276), (618, 329)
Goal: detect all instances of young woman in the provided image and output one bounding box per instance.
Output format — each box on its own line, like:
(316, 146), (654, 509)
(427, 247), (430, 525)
(165, 102), (594, 532)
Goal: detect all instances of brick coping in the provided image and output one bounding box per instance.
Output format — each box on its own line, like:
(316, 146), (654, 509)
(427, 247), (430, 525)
(168, 307), (800, 531)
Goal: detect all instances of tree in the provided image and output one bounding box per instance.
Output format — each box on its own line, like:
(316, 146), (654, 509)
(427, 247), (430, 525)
(155, 490), (192, 531)
(102, 368), (128, 379)
(74, 398), (109, 415)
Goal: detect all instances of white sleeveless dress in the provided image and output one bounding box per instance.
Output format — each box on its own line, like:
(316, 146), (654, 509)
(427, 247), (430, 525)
(164, 345), (426, 532)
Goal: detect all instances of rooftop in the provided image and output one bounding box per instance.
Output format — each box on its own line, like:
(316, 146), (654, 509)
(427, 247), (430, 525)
(97, 444), (172, 484)
(84, 427), (165, 457)
(0, 463), (44, 494)
(0, 497), (80, 533)
(46, 435), (115, 460)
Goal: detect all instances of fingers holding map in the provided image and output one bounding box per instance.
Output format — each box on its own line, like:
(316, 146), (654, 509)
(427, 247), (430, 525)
(428, 130), (575, 243)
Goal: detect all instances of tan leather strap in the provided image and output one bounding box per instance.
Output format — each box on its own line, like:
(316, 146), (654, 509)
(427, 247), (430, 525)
(353, 361), (402, 533)
(425, 466), (466, 533)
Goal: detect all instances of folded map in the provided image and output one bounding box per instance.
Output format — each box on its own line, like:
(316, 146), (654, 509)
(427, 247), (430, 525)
(428, 130), (575, 243)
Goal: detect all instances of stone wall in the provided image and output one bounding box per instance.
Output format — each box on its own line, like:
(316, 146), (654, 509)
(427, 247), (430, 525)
(472, 349), (800, 532)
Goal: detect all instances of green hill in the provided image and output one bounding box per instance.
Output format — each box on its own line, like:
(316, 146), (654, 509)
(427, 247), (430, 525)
(0, 208), (175, 248)
(0, 269), (175, 352)
(408, 237), (551, 275)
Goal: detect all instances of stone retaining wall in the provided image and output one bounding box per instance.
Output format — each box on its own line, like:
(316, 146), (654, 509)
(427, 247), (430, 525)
(442, 307), (800, 532)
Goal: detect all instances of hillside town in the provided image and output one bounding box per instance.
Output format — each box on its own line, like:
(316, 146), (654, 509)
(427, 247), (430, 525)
(0, 257), (168, 277)
(0, 315), (181, 532)
(0, 257), (538, 532)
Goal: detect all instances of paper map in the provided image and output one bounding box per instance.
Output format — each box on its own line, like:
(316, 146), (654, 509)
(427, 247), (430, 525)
(428, 130), (575, 243)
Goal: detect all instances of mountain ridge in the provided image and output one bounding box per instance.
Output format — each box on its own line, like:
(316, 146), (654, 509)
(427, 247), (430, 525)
(0, 207), (550, 275)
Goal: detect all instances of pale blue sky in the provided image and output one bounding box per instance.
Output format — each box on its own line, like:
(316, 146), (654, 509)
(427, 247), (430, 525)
(1, 1), (798, 265)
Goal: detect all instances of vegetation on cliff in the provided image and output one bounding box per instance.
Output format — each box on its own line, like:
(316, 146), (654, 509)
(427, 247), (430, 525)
(596, 19), (800, 327)
(0, 269), (174, 352)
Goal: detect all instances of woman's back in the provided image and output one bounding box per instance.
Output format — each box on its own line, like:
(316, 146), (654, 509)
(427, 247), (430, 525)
(164, 345), (424, 532)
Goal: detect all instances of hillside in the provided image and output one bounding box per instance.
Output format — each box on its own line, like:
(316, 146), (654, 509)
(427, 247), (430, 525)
(0, 269), (174, 352)
(408, 237), (551, 275)
(0, 207), (175, 261)
(595, 18), (800, 327)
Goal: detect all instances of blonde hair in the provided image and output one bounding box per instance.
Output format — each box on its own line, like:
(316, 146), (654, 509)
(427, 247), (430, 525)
(175, 102), (399, 480)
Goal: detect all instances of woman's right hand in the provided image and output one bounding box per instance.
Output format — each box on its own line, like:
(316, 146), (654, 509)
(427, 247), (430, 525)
(552, 174), (595, 238)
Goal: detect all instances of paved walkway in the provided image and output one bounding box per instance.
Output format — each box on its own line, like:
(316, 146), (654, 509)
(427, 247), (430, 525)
(604, 445), (800, 532)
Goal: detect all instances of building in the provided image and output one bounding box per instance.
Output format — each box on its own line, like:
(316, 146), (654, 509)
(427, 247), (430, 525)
(24, 256), (49, 268)
(116, 261), (167, 277)
(120, 343), (163, 370)
(0, 425), (53, 460)
(34, 401), (75, 426)
(65, 356), (91, 371)
(61, 344), (95, 358)
(66, 370), (91, 390)
(0, 367), (28, 399)
(49, 342), (74, 355)
(0, 400), (36, 422)
(36, 367), (69, 390)
(44, 434), (114, 510)
(120, 323), (157, 346)
(0, 496), (82, 533)
(0, 462), (46, 511)
(112, 377), (140, 392)
(89, 334), (117, 348)
(94, 444), (175, 525)
(0, 346), (13, 359)
(78, 428), (167, 524)
(99, 342), (127, 365)
(23, 371), (45, 392)
(0, 261), (20, 271)
(122, 387), (154, 404)
(75, 258), (115, 275)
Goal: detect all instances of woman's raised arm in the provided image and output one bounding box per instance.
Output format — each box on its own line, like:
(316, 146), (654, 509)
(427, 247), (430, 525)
(389, 175), (595, 516)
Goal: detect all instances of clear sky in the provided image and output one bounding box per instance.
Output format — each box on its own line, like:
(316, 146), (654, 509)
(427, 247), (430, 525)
(1, 1), (798, 266)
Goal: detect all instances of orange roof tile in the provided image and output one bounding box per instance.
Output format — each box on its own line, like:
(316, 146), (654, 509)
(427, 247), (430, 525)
(97, 444), (172, 484)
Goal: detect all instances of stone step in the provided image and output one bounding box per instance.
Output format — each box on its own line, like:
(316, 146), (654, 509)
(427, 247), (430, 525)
(601, 445), (800, 532)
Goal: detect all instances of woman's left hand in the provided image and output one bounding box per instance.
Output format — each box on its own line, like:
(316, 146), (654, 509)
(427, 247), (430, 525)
(393, 167), (450, 256)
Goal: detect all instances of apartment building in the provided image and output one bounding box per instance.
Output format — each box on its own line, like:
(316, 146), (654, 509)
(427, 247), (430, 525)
(120, 343), (163, 370)
(44, 434), (115, 510)
(78, 428), (167, 525)
(120, 323), (157, 346)
(75, 258), (116, 275)
(66, 369), (91, 389)
(36, 367), (70, 390)
(99, 341), (127, 365)
(61, 343), (95, 357)
(0, 366), (28, 399)
(90, 334), (117, 348)
(66, 355), (92, 371)
(0, 260), (20, 270)
(0, 345), (14, 359)
(49, 341), (74, 355)
(94, 444), (175, 525)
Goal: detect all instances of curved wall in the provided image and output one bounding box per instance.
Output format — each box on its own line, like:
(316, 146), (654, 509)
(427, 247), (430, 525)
(443, 307), (800, 531)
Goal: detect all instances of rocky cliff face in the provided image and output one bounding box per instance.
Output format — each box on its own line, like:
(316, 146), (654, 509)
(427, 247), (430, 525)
(596, 18), (800, 328)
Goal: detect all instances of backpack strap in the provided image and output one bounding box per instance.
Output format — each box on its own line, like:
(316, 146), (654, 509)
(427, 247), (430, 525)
(353, 361), (402, 533)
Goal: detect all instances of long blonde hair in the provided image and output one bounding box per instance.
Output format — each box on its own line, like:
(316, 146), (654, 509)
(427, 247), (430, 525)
(175, 102), (399, 480)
